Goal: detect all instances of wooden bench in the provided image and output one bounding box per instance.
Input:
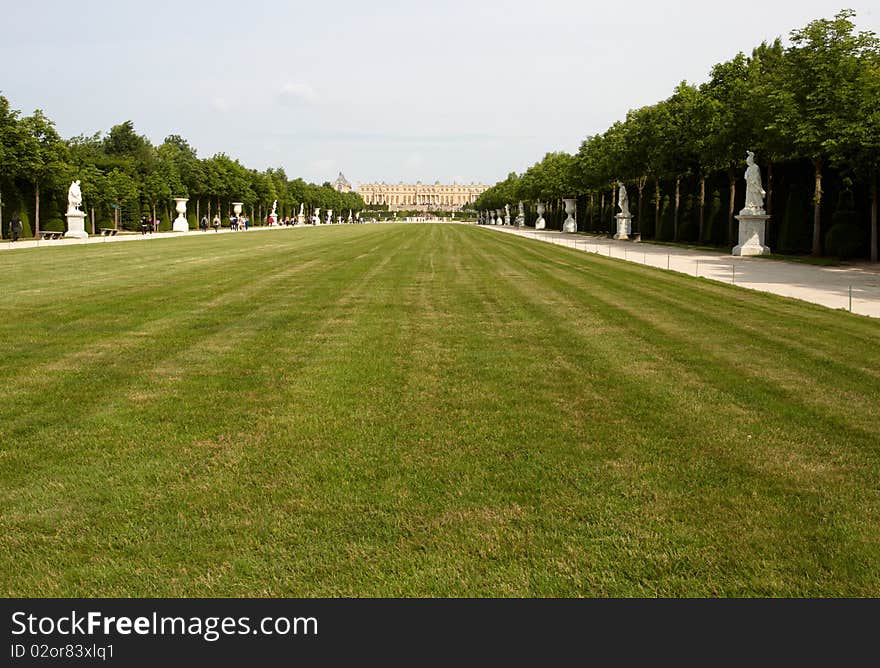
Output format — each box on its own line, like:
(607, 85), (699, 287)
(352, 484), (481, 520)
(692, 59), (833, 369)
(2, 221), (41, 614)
(38, 230), (64, 240)
(99, 228), (118, 236)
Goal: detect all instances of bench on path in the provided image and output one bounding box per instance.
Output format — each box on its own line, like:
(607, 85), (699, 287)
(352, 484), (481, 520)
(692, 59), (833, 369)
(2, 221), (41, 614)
(38, 230), (64, 240)
(99, 228), (118, 236)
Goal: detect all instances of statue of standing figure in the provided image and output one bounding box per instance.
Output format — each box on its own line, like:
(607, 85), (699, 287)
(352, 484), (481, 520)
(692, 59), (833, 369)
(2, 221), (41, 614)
(67, 180), (83, 213)
(515, 201), (525, 227)
(742, 151), (766, 214)
(617, 182), (630, 217)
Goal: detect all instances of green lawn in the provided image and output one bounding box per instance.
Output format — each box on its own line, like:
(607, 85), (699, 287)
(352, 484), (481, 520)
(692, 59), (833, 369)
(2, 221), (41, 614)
(1, 224), (879, 597)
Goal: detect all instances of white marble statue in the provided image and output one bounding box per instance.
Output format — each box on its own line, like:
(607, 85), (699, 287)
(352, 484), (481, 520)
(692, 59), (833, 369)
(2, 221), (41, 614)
(271, 200), (278, 217)
(299, 203), (304, 216)
(617, 182), (630, 217)
(67, 180), (83, 213)
(742, 151), (766, 214)
(535, 202), (546, 230)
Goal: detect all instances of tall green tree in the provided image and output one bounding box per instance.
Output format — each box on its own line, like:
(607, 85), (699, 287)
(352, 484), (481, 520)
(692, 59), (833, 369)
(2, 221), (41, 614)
(19, 110), (69, 236)
(771, 9), (879, 255)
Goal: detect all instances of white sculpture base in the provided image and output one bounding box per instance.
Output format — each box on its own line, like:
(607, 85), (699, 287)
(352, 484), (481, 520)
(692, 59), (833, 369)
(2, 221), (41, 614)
(172, 215), (189, 232)
(733, 212), (771, 256)
(515, 216), (524, 227)
(535, 218), (545, 230)
(64, 211), (88, 239)
(614, 214), (632, 240)
(297, 214), (305, 225)
(562, 216), (576, 234)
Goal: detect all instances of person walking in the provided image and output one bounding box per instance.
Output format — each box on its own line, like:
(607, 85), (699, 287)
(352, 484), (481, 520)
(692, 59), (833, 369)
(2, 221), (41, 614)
(200, 214), (208, 232)
(10, 214), (22, 242)
(212, 214), (220, 232)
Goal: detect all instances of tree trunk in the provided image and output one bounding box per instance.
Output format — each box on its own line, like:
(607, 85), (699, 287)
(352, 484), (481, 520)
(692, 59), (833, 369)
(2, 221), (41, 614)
(152, 204), (156, 225)
(259, 204), (263, 224)
(600, 192), (605, 232)
(654, 176), (661, 239)
(812, 156), (823, 256)
(727, 167), (736, 247)
(871, 171), (878, 263)
(196, 199), (200, 225)
(588, 193), (594, 230)
(90, 207), (95, 235)
(607, 187), (613, 233)
(698, 175), (706, 244)
(34, 180), (40, 237)
(673, 176), (681, 241)
(207, 200), (211, 224)
(636, 175), (646, 234)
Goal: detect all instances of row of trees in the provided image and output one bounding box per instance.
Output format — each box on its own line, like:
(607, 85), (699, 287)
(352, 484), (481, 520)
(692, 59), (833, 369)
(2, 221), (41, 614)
(0, 105), (364, 236)
(475, 10), (880, 260)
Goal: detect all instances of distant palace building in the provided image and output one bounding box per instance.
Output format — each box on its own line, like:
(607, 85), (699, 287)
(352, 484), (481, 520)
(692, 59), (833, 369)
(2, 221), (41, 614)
(332, 172), (352, 193)
(356, 179), (488, 212)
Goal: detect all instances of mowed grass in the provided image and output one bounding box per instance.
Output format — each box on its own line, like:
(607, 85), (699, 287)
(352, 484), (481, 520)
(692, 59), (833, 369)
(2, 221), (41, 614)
(1, 224), (879, 597)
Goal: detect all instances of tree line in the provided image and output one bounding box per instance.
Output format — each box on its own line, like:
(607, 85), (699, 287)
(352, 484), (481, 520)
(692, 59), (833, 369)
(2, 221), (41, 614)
(475, 10), (880, 260)
(0, 106), (364, 236)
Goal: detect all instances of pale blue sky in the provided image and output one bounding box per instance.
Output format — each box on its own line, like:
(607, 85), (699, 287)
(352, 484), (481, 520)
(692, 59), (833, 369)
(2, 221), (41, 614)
(1, 1), (877, 187)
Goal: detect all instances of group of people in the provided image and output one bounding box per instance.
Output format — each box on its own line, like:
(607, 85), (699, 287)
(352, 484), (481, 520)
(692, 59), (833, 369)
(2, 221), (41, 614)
(7, 214), (23, 241)
(198, 214), (250, 232)
(139, 215), (161, 234)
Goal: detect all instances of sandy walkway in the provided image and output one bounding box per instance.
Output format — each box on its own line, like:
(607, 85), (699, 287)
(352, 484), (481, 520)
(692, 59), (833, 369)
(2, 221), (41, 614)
(483, 225), (880, 318)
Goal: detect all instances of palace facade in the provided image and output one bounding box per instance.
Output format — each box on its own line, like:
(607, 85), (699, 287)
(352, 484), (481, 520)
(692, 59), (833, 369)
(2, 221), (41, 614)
(356, 180), (488, 212)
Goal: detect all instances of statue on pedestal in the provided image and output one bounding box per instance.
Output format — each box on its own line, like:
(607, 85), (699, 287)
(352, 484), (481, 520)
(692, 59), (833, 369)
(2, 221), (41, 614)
(733, 151), (771, 256)
(64, 179), (89, 238)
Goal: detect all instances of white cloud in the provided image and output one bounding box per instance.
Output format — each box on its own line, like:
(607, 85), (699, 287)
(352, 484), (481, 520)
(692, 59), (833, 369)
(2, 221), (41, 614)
(309, 158), (336, 179)
(211, 97), (230, 112)
(404, 152), (424, 168)
(277, 82), (319, 106)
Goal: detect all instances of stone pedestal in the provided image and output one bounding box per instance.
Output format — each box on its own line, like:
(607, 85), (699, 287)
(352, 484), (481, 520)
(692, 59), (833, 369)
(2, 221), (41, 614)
(64, 210), (88, 239)
(562, 198), (576, 233)
(172, 197), (189, 232)
(614, 213), (632, 240)
(733, 212), (771, 256)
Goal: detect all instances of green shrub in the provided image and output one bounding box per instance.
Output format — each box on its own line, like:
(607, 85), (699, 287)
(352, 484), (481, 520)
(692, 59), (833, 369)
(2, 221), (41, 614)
(678, 221), (698, 242)
(703, 191), (723, 245)
(824, 223), (863, 259)
(778, 187), (811, 254)
(657, 196), (674, 241)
